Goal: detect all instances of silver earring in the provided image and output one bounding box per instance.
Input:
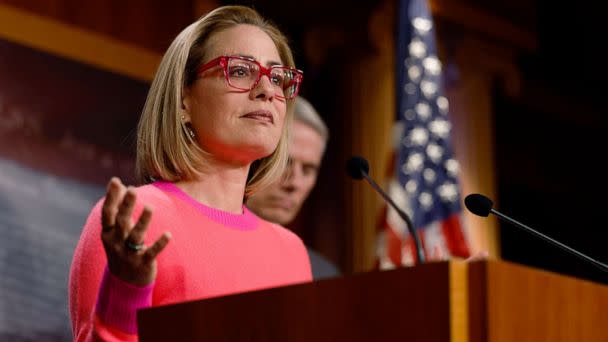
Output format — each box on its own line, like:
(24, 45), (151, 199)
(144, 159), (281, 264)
(182, 115), (196, 139)
(186, 125), (195, 139)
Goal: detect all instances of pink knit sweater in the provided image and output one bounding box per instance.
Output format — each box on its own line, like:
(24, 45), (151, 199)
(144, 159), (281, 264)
(69, 181), (312, 341)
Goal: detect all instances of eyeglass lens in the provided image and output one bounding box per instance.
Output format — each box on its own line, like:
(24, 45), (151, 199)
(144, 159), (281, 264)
(227, 58), (298, 99)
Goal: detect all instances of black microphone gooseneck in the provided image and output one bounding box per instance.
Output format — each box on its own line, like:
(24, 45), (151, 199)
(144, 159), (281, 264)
(464, 193), (608, 272)
(347, 156), (425, 264)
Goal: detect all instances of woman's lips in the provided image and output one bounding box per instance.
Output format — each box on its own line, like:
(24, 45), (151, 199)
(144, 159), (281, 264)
(241, 110), (274, 124)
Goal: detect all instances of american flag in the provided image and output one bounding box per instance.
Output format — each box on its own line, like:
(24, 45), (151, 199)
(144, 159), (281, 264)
(376, 0), (470, 268)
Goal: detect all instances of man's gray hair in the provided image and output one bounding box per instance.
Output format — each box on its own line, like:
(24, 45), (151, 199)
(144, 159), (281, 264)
(293, 96), (329, 143)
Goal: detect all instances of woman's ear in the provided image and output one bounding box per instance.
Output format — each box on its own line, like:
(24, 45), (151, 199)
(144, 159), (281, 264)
(181, 87), (192, 121)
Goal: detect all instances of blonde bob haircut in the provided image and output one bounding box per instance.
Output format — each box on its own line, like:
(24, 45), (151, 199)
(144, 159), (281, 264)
(136, 5), (296, 196)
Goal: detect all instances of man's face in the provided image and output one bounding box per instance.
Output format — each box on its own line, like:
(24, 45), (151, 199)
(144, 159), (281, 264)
(247, 120), (325, 225)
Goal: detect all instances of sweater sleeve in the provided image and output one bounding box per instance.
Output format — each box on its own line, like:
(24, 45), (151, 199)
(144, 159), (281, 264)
(95, 267), (154, 333)
(69, 199), (153, 341)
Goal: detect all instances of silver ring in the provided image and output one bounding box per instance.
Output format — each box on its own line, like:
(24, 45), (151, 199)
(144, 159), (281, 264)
(125, 240), (145, 251)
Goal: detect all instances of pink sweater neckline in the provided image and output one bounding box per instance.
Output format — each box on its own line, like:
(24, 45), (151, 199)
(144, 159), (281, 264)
(152, 181), (259, 231)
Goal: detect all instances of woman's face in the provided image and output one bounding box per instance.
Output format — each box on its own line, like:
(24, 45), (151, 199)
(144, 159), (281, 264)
(183, 24), (287, 165)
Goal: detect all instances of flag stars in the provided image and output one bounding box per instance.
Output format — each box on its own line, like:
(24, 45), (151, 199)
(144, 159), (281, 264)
(423, 56), (442, 76)
(401, 152), (425, 174)
(429, 119), (451, 139)
(437, 96), (449, 114)
(412, 17), (433, 34)
(419, 191), (434, 210)
(426, 143), (444, 163)
(437, 182), (459, 203)
(409, 38), (427, 59)
(407, 127), (429, 146)
(405, 179), (418, 194)
(421, 79), (438, 98)
(404, 83), (417, 94)
(403, 109), (416, 120)
(415, 102), (432, 120)
(423, 168), (436, 185)
(445, 159), (460, 177)
(408, 65), (422, 82)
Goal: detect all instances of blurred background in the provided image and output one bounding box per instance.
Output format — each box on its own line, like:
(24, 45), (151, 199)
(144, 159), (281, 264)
(0, 0), (606, 340)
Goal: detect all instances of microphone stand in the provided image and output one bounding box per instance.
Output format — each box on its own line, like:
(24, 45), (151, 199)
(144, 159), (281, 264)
(361, 171), (425, 264)
(490, 208), (608, 273)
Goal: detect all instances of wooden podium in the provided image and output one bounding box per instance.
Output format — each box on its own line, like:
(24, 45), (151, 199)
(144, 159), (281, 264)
(137, 260), (607, 341)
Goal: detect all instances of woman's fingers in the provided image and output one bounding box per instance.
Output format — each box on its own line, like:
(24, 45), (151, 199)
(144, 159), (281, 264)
(126, 206), (153, 247)
(114, 187), (137, 241)
(101, 177), (125, 232)
(143, 232), (172, 263)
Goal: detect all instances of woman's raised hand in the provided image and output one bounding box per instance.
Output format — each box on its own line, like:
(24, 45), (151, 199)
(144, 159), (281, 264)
(100, 177), (171, 286)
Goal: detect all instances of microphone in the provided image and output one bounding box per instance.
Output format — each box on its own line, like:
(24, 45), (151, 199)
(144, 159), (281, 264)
(346, 156), (425, 264)
(464, 193), (607, 272)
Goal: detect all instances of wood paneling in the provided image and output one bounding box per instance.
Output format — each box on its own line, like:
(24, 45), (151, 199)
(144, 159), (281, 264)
(486, 261), (608, 341)
(0, 4), (160, 81)
(346, 0), (396, 272)
(0, 0), (197, 52)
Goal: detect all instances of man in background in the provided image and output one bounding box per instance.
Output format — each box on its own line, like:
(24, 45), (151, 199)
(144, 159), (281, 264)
(247, 96), (340, 280)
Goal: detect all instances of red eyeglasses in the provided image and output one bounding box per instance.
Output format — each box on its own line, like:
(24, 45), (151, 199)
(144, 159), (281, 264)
(197, 55), (303, 100)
